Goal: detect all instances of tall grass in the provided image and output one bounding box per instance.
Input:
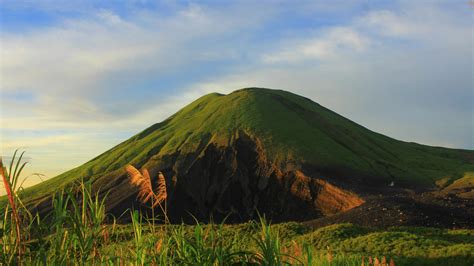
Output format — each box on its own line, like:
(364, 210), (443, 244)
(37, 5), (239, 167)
(253, 215), (299, 265)
(166, 220), (251, 265)
(0, 151), (111, 265)
(1, 150), (29, 264)
(66, 180), (108, 263)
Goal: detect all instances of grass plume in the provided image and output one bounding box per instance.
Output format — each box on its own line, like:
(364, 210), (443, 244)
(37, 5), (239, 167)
(126, 165), (168, 222)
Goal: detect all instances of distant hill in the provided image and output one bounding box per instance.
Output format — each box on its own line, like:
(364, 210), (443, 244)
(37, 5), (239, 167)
(13, 88), (474, 222)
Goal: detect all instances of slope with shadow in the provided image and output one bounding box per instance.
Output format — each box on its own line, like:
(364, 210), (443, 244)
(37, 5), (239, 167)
(16, 88), (474, 223)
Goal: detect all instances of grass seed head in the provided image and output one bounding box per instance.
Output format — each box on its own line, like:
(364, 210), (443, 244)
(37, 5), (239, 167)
(126, 165), (167, 207)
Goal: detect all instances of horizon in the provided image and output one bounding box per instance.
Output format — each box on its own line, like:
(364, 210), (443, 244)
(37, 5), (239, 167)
(1, 0), (473, 193)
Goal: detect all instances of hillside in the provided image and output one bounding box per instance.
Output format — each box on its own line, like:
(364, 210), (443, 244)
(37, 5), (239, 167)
(13, 88), (474, 222)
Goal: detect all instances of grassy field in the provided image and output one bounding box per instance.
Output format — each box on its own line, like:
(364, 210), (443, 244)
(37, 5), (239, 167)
(2, 203), (473, 265)
(94, 221), (474, 265)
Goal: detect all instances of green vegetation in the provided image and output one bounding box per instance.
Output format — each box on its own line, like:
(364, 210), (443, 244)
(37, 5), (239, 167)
(13, 88), (474, 207)
(1, 152), (473, 265)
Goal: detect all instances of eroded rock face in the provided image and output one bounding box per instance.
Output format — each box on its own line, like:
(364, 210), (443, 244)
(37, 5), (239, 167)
(291, 171), (364, 216)
(106, 133), (364, 223)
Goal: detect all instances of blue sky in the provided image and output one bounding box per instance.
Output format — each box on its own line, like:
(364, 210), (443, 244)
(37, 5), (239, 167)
(0, 0), (472, 192)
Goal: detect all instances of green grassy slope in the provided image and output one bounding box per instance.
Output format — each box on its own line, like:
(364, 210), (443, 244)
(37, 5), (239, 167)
(102, 222), (474, 265)
(16, 88), (474, 201)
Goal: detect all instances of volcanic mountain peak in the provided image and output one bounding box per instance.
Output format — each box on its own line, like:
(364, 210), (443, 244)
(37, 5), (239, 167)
(15, 88), (474, 222)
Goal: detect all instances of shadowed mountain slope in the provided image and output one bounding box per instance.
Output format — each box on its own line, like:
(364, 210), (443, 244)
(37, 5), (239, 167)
(13, 88), (474, 222)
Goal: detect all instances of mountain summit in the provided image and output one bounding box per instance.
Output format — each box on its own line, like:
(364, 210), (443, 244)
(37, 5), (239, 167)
(21, 88), (473, 222)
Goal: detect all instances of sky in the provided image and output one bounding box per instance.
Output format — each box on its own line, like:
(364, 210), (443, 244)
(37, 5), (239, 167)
(0, 0), (473, 193)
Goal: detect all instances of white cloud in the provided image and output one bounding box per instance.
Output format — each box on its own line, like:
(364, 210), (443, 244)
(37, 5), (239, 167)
(0, 3), (274, 127)
(2, 134), (79, 149)
(359, 10), (418, 37)
(262, 27), (370, 63)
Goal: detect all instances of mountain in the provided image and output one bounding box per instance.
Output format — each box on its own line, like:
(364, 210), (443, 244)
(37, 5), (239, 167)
(17, 88), (474, 222)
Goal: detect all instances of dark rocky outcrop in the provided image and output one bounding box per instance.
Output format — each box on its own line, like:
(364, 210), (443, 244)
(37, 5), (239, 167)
(100, 133), (364, 223)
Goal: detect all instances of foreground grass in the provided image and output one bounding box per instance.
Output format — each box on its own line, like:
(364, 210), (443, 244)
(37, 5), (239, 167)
(95, 222), (473, 266)
(4, 214), (473, 265)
